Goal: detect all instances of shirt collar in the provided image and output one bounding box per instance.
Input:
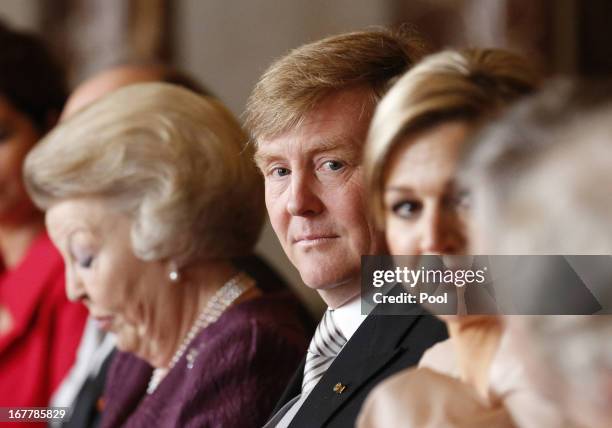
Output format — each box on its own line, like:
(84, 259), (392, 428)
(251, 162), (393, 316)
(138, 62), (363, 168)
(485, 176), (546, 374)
(330, 295), (368, 341)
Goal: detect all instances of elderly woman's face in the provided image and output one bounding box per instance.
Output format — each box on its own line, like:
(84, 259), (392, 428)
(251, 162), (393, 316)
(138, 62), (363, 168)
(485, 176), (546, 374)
(0, 96), (40, 224)
(46, 198), (168, 358)
(383, 121), (471, 255)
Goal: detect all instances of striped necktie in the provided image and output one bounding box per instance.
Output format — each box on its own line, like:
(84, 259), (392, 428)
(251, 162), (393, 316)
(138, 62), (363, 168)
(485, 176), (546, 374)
(301, 309), (347, 396)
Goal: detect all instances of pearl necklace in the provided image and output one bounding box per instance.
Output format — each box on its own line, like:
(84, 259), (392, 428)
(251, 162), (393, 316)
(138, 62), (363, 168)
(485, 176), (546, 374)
(146, 272), (254, 394)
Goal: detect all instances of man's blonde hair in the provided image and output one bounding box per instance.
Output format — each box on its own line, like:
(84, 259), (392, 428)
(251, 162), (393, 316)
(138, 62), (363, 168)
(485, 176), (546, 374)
(364, 48), (540, 229)
(244, 27), (429, 142)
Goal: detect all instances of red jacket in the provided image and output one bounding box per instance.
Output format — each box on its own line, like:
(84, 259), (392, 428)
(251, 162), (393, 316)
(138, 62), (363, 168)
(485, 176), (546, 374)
(0, 232), (87, 425)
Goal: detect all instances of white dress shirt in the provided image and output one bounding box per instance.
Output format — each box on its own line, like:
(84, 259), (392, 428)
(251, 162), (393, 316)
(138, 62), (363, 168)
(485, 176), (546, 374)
(333, 295), (369, 341)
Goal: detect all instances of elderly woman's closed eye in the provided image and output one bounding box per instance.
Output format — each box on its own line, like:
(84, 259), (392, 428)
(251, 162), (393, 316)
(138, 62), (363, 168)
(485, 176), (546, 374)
(23, 83), (309, 428)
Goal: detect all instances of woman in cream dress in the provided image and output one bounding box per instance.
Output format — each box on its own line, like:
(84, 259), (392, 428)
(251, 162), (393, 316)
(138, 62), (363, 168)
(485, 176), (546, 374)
(358, 49), (573, 427)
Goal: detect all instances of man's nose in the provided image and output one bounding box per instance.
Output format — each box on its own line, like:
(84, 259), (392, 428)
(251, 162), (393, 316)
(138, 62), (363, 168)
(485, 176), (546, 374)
(286, 172), (324, 217)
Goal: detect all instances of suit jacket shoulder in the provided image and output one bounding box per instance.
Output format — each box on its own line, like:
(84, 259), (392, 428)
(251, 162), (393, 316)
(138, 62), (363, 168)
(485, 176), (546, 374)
(284, 305), (448, 428)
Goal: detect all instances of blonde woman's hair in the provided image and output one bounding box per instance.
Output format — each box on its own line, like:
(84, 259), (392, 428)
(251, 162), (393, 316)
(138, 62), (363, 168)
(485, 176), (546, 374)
(364, 48), (540, 229)
(244, 27), (429, 142)
(25, 82), (264, 265)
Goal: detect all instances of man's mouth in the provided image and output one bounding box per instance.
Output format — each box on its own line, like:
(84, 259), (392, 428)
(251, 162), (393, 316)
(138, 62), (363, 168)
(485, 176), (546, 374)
(293, 234), (339, 247)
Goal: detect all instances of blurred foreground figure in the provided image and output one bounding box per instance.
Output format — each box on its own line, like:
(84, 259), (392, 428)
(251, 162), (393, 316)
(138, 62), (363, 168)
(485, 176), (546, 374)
(0, 20), (87, 418)
(25, 83), (309, 427)
(462, 79), (612, 428)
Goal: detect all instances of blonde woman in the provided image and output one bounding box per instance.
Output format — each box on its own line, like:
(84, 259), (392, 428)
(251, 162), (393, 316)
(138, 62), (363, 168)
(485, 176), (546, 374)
(461, 79), (612, 428)
(24, 83), (309, 427)
(357, 49), (567, 427)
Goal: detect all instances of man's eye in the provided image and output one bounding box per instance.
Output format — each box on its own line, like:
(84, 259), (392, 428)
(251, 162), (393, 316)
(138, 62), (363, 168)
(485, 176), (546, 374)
(323, 160), (344, 171)
(392, 201), (421, 219)
(272, 167), (290, 177)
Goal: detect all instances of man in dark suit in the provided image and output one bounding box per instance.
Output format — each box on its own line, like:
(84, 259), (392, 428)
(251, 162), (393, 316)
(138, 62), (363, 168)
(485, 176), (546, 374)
(245, 28), (448, 427)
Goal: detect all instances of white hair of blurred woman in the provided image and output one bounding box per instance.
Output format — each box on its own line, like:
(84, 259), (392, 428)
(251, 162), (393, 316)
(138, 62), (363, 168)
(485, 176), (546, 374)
(461, 78), (612, 428)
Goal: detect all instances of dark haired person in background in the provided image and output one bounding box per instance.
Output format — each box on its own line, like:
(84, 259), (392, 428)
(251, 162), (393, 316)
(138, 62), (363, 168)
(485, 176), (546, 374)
(0, 20), (87, 417)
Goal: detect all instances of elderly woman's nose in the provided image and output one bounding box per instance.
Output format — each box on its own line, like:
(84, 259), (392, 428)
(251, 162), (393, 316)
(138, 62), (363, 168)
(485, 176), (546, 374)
(65, 269), (87, 302)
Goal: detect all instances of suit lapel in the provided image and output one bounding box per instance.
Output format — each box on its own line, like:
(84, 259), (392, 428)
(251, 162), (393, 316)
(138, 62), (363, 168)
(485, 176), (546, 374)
(291, 311), (422, 427)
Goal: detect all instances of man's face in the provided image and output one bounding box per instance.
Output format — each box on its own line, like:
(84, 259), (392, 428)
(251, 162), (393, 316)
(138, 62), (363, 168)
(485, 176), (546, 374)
(256, 87), (384, 306)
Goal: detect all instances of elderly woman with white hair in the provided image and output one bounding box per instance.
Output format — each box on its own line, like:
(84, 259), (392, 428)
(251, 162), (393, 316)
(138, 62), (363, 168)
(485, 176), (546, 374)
(23, 83), (309, 427)
(461, 79), (612, 428)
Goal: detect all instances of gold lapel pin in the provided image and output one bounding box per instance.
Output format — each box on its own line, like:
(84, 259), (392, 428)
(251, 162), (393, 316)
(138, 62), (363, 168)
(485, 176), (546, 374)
(333, 383), (347, 394)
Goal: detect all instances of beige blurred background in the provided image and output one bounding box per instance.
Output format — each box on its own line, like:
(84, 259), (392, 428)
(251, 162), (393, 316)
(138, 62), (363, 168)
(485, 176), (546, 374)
(2, 0), (609, 315)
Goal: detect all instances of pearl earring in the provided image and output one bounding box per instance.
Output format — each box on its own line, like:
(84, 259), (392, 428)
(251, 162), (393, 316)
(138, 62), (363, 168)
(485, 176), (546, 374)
(168, 262), (181, 283)
(169, 270), (180, 282)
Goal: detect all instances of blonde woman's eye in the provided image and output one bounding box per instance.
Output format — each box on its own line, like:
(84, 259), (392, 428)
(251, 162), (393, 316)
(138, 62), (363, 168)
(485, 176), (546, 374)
(392, 201), (421, 219)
